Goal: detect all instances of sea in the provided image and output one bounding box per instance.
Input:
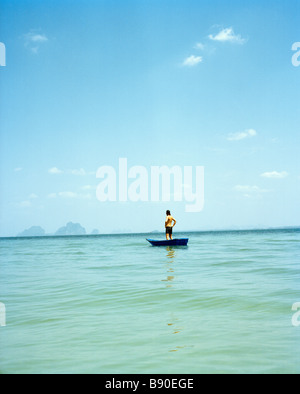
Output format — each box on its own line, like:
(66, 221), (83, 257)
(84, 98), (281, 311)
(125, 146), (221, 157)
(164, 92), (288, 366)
(0, 228), (299, 374)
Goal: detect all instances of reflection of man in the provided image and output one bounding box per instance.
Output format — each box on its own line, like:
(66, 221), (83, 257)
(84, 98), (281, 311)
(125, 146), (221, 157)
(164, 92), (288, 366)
(165, 210), (176, 240)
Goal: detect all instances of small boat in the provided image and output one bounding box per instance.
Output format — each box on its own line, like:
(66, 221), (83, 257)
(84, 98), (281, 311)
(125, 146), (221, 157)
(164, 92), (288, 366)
(147, 238), (189, 247)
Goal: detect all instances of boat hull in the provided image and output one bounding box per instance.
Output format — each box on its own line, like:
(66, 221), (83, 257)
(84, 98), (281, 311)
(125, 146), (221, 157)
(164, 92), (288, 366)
(147, 238), (189, 247)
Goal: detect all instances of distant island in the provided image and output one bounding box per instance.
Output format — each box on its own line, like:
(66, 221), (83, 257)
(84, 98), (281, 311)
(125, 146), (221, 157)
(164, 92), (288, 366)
(18, 226), (46, 237)
(55, 222), (86, 236)
(18, 222), (100, 237)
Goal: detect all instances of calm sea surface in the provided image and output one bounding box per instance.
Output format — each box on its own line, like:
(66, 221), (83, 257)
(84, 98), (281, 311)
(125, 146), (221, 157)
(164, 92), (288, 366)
(0, 229), (299, 374)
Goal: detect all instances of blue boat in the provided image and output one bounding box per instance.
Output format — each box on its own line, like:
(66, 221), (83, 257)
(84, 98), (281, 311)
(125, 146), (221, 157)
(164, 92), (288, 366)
(147, 238), (189, 247)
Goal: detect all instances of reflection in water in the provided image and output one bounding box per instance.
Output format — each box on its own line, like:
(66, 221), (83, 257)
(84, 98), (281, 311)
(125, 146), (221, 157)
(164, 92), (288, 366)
(161, 247), (175, 288)
(161, 247), (185, 352)
(166, 246), (175, 260)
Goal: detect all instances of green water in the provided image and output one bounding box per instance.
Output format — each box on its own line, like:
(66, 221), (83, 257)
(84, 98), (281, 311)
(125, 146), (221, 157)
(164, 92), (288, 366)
(0, 229), (299, 374)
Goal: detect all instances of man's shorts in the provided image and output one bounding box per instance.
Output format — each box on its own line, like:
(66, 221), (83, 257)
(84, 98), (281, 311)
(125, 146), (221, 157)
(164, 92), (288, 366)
(166, 226), (173, 235)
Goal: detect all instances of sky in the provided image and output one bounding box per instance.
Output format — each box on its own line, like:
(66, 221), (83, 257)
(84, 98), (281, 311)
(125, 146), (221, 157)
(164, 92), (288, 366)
(0, 0), (299, 236)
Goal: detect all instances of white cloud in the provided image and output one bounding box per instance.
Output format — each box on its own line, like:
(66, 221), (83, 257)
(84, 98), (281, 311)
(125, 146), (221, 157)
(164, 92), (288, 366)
(183, 55), (203, 67)
(14, 167), (23, 172)
(81, 185), (96, 191)
(48, 167), (88, 176)
(209, 27), (246, 44)
(24, 31), (48, 53)
(27, 33), (48, 43)
(195, 43), (205, 50)
(68, 168), (86, 176)
(261, 171), (288, 179)
(227, 129), (257, 141)
(28, 193), (38, 199)
(49, 167), (63, 174)
(58, 191), (92, 200)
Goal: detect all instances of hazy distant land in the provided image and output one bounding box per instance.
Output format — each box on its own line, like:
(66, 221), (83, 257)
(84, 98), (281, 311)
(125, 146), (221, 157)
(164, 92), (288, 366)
(17, 226), (46, 237)
(15, 223), (299, 238)
(17, 222), (99, 237)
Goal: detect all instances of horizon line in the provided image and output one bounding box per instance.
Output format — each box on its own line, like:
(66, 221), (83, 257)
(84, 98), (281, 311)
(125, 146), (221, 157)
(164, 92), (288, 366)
(1, 225), (299, 239)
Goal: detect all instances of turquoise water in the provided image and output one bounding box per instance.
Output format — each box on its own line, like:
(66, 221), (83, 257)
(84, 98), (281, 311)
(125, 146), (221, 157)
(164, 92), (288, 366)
(0, 229), (299, 374)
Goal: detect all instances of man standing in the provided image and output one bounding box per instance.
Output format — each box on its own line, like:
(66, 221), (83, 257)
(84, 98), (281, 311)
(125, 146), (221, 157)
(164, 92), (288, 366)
(165, 210), (176, 240)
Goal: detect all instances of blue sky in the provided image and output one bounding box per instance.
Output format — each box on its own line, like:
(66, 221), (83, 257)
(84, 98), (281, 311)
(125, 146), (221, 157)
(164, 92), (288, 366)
(0, 0), (299, 236)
